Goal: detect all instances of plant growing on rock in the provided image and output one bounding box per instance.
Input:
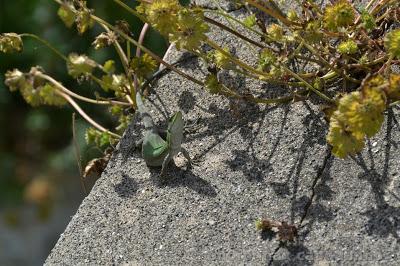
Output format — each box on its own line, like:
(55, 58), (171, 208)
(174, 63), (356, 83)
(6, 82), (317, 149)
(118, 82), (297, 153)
(2, 0), (400, 165)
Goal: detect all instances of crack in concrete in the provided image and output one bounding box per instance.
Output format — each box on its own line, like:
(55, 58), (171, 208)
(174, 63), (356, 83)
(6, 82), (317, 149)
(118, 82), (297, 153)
(267, 146), (332, 265)
(299, 146), (332, 228)
(268, 243), (283, 266)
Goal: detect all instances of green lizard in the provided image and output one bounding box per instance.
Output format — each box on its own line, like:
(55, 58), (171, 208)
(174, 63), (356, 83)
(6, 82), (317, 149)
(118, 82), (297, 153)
(135, 90), (192, 176)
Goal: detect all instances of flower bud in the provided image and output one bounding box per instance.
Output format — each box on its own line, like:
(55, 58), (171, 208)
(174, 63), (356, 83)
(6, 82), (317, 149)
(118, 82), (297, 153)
(0, 33), (23, 53)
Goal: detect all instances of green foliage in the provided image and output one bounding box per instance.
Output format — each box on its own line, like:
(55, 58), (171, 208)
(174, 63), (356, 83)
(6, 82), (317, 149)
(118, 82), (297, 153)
(360, 10), (376, 32)
(85, 127), (115, 147)
(2, 0), (400, 170)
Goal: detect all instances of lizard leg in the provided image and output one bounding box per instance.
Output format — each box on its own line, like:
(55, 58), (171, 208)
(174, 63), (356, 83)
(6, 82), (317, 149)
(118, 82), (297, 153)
(184, 118), (201, 134)
(180, 148), (193, 168)
(135, 137), (144, 148)
(160, 153), (173, 177)
(158, 130), (167, 140)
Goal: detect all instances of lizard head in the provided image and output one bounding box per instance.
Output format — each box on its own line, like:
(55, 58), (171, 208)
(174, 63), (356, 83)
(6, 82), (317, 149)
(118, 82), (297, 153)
(167, 111), (184, 149)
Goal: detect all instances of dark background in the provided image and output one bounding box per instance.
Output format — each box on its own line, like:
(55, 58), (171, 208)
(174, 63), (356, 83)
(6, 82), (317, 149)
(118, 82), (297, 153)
(0, 0), (177, 264)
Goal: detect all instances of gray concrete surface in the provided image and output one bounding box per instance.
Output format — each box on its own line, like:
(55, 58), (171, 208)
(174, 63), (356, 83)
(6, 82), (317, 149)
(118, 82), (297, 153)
(45, 3), (400, 265)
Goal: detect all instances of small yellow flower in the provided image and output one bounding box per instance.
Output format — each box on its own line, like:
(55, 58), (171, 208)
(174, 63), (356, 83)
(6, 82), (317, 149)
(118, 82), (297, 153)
(205, 74), (222, 95)
(327, 114), (365, 158)
(5, 69), (26, 91)
(0, 33), (23, 53)
(324, 0), (355, 31)
(386, 74), (400, 101)
(258, 49), (276, 72)
(243, 14), (256, 28)
(338, 40), (358, 55)
(130, 53), (158, 79)
(169, 9), (209, 51)
(137, 0), (181, 36)
(57, 3), (75, 28)
(75, 3), (94, 35)
(213, 47), (233, 69)
(67, 53), (97, 78)
(267, 23), (283, 41)
(287, 10), (298, 22)
(384, 29), (400, 59)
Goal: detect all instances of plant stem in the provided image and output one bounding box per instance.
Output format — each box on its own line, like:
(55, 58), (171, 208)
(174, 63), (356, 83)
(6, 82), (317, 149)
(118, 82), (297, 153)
(112, 0), (147, 22)
(244, 0), (298, 27)
(280, 66), (335, 103)
(36, 72), (131, 106)
(56, 90), (121, 138)
(91, 15), (204, 87)
(72, 113), (87, 195)
(203, 10), (267, 40)
(203, 16), (268, 50)
(206, 39), (269, 78)
(19, 33), (68, 61)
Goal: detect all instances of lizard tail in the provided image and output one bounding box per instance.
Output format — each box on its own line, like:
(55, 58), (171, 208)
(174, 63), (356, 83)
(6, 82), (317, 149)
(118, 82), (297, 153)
(136, 90), (155, 129)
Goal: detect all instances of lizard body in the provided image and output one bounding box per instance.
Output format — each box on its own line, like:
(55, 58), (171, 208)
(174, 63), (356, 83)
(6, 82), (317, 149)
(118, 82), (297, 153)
(135, 91), (191, 176)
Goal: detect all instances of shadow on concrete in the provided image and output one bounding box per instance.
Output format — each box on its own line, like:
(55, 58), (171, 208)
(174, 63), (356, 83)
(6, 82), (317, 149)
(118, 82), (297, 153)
(268, 242), (314, 266)
(114, 174), (139, 198)
(353, 109), (400, 241)
(148, 164), (218, 198)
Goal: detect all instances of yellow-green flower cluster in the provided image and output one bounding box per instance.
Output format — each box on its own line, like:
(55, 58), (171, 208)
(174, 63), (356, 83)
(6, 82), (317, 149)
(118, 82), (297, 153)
(130, 53), (158, 79)
(243, 14), (256, 28)
(258, 49), (276, 72)
(57, 3), (75, 28)
(137, 0), (180, 36)
(267, 24), (283, 42)
(92, 32), (117, 50)
(303, 21), (323, 43)
(4, 68), (66, 107)
(137, 1), (209, 51)
(205, 74), (222, 95)
(384, 29), (400, 59)
(323, 0), (355, 31)
(57, 1), (94, 34)
(211, 47), (233, 69)
(169, 9), (209, 51)
(338, 39), (358, 55)
(101, 74), (128, 98)
(0, 33), (23, 53)
(327, 75), (387, 158)
(67, 53), (97, 78)
(108, 105), (132, 132)
(386, 74), (400, 101)
(75, 2), (94, 35)
(360, 10), (376, 32)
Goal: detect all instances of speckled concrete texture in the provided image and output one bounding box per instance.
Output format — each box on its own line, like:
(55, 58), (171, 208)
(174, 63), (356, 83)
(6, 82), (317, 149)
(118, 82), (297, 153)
(45, 2), (400, 265)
